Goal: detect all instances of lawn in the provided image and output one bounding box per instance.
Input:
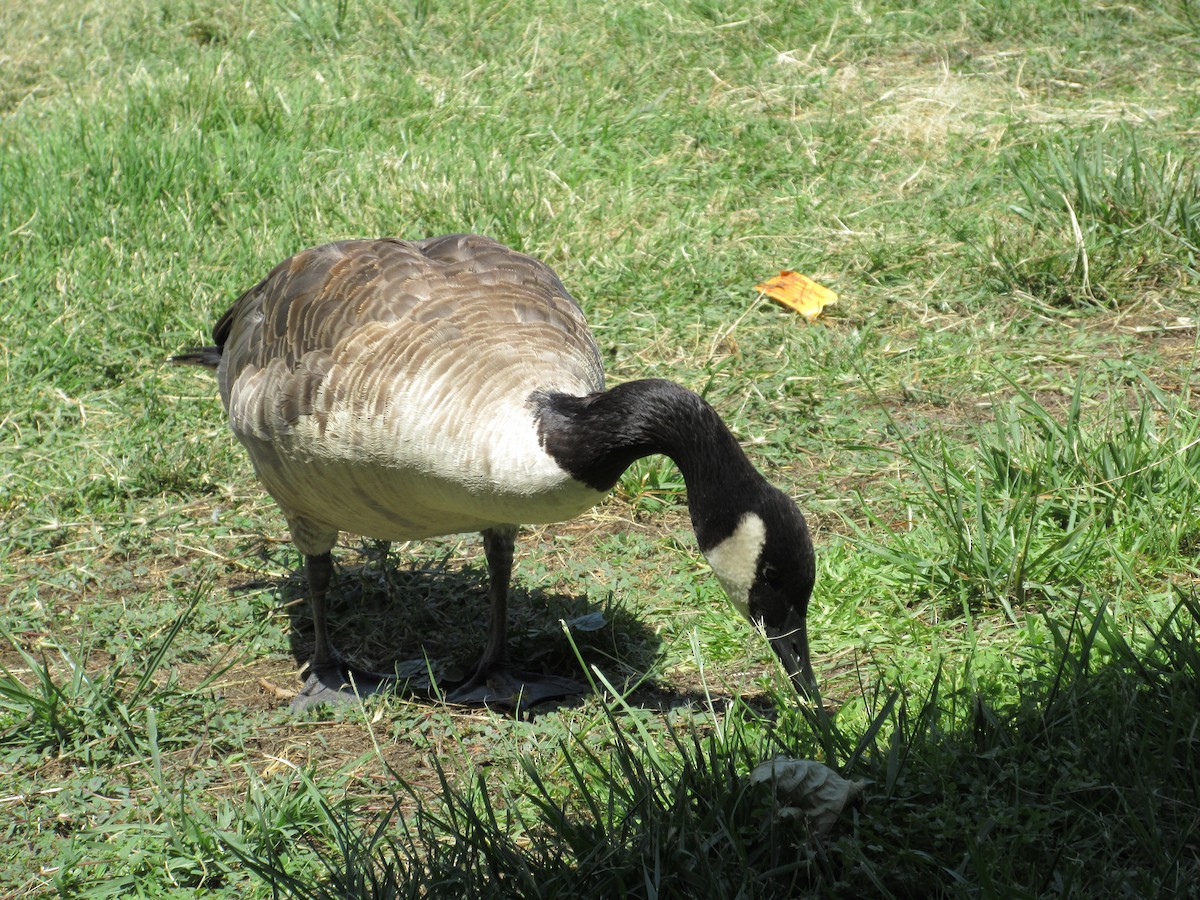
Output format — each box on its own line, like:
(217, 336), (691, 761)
(2, 0), (1198, 896)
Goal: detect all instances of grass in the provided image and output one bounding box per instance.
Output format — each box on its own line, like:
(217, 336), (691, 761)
(220, 595), (1200, 898)
(1, 0), (1198, 896)
(853, 370), (1200, 619)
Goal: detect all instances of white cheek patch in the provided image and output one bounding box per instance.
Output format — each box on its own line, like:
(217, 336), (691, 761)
(703, 512), (767, 620)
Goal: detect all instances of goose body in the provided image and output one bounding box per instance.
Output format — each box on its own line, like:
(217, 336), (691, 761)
(213, 235), (607, 551)
(178, 234), (815, 707)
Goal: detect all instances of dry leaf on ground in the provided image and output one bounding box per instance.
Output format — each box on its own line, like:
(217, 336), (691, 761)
(747, 757), (864, 834)
(755, 271), (838, 320)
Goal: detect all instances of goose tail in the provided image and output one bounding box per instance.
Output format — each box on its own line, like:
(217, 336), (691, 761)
(170, 346), (223, 369)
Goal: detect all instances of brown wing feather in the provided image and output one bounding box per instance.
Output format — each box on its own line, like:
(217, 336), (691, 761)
(217, 233), (600, 458)
(218, 236), (596, 365)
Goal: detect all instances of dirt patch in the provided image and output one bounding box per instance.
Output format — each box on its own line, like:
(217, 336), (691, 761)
(2, 484), (843, 801)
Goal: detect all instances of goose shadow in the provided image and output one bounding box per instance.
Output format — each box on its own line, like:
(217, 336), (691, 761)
(257, 543), (673, 712)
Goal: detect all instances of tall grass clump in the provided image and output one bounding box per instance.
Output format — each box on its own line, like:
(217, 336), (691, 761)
(854, 373), (1200, 616)
(218, 595), (1200, 898)
(840, 593), (1200, 896)
(224, 690), (865, 899)
(0, 594), (215, 760)
(988, 131), (1200, 307)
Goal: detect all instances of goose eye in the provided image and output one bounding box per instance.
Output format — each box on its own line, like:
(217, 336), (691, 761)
(761, 560), (780, 582)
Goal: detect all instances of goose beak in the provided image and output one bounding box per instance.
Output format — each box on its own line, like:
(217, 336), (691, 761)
(763, 609), (815, 697)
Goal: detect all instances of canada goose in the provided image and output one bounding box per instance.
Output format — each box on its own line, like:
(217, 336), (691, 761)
(175, 234), (815, 709)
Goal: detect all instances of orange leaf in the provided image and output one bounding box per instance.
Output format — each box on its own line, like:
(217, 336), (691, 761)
(755, 270), (838, 320)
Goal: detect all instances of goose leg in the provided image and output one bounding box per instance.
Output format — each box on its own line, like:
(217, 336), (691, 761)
(308, 551), (335, 669)
(448, 526), (586, 708)
(476, 525), (516, 677)
(292, 551), (390, 711)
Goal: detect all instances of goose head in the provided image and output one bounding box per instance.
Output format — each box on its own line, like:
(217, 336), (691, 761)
(699, 482), (815, 693)
(535, 378), (817, 695)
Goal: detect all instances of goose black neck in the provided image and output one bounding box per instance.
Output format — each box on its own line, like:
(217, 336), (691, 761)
(533, 379), (767, 545)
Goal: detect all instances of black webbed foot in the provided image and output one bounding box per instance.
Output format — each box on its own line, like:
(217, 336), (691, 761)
(291, 660), (394, 712)
(447, 668), (587, 709)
